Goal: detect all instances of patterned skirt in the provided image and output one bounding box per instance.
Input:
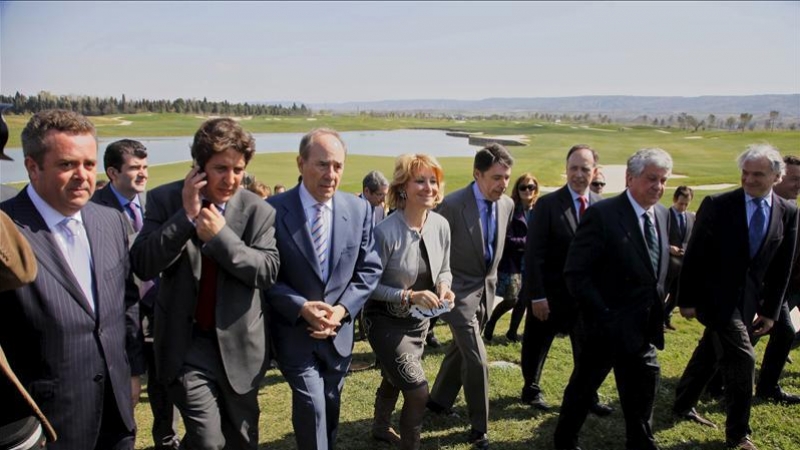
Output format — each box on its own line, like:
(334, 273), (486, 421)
(364, 301), (429, 390)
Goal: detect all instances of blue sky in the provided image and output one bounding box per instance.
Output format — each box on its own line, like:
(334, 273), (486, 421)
(1, 1), (797, 104)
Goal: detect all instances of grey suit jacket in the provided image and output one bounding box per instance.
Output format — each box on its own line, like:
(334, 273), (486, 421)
(522, 185), (602, 331)
(267, 187), (382, 358)
(1, 188), (140, 450)
(436, 183), (514, 327)
(564, 192), (670, 353)
(130, 181), (280, 394)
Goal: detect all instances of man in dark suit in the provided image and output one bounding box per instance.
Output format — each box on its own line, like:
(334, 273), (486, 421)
(92, 139), (182, 449)
(0, 109), (142, 450)
(663, 185), (696, 331)
(519, 144), (612, 416)
(554, 148), (673, 450)
(267, 128), (382, 449)
(753, 154), (800, 405)
(427, 143), (514, 449)
(673, 145), (798, 450)
(131, 118), (280, 450)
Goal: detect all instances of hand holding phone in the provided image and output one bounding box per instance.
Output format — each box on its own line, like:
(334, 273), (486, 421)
(182, 161), (207, 220)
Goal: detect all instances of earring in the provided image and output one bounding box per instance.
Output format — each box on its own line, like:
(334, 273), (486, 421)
(400, 190), (407, 200)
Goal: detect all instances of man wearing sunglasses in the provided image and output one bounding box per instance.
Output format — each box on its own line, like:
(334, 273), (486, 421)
(590, 169), (606, 195)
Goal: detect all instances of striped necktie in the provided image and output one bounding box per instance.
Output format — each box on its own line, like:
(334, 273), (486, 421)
(311, 203), (328, 278)
(643, 212), (660, 273)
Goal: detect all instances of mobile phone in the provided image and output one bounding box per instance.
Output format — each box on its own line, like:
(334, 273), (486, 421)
(193, 159), (204, 174)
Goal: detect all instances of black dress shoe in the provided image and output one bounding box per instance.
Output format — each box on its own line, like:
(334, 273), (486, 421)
(522, 394), (552, 411)
(588, 402), (614, 416)
(426, 399), (460, 418)
(674, 407), (717, 428)
(505, 331), (521, 343)
(467, 428), (489, 450)
(756, 387), (800, 405)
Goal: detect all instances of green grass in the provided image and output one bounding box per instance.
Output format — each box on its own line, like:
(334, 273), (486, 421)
(134, 314), (800, 449)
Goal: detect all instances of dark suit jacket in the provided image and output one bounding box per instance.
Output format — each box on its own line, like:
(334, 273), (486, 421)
(677, 188), (798, 330)
(436, 183), (514, 326)
(564, 192), (670, 353)
(0, 210), (56, 443)
(267, 187), (382, 358)
(666, 207), (695, 274)
(91, 185), (159, 338)
(522, 186), (602, 331)
(130, 181), (280, 394)
(498, 205), (529, 275)
(0, 188), (141, 449)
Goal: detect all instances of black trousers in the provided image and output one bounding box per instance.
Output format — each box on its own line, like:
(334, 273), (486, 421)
(756, 301), (795, 394)
(554, 328), (660, 450)
(674, 311), (755, 442)
(520, 309), (606, 405)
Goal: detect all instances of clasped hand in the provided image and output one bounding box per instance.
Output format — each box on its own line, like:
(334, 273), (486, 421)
(300, 301), (347, 339)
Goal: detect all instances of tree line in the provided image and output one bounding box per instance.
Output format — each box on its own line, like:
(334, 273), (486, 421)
(0, 91), (312, 117)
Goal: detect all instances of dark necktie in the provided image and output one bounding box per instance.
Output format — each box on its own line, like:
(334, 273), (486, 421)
(127, 202), (143, 232)
(483, 200), (494, 266)
(678, 212), (686, 239)
(749, 197), (767, 258)
(643, 212), (660, 273)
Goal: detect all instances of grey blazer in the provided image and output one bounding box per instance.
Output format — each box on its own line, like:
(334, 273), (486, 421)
(130, 181), (280, 394)
(435, 183), (514, 327)
(371, 210), (453, 302)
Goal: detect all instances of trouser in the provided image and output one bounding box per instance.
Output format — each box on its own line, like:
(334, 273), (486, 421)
(168, 334), (260, 450)
(555, 333), (660, 450)
(674, 311), (755, 442)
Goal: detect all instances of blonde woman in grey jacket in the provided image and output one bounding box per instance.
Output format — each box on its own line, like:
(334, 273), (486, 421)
(365, 153), (455, 450)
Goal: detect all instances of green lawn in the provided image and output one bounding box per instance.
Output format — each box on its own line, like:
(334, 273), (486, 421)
(134, 314), (800, 449)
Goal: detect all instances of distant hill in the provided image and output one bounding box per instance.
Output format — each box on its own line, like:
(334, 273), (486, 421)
(307, 95), (800, 119)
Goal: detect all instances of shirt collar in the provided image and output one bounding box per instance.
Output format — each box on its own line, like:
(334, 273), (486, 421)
(744, 190), (773, 208)
(27, 184), (82, 230)
(108, 183), (140, 209)
(567, 184), (590, 202)
(299, 182), (333, 211)
(471, 181), (490, 203)
(626, 189), (652, 217)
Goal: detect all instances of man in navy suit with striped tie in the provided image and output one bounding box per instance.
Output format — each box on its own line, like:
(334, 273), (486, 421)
(0, 109), (143, 450)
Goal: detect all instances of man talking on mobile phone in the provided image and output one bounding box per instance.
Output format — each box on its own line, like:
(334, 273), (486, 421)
(131, 118), (280, 450)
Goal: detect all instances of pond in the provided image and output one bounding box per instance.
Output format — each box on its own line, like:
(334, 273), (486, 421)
(0, 129), (478, 184)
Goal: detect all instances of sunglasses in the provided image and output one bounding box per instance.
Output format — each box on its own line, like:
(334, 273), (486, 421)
(518, 184), (538, 192)
(591, 182), (606, 187)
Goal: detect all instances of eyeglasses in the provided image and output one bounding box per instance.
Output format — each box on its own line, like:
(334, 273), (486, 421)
(591, 182), (606, 188)
(518, 184), (538, 192)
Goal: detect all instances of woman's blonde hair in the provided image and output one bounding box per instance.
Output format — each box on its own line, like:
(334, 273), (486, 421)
(387, 153), (445, 210)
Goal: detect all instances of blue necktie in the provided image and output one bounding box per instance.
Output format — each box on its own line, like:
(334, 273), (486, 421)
(311, 203), (328, 280)
(749, 197), (767, 258)
(483, 200), (494, 266)
(678, 212), (686, 239)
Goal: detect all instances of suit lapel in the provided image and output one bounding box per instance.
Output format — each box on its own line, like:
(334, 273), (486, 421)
(459, 187), (485, 266)
(283, 189), (323, 281)
(82, 205), (105, 319)
(12, 191), (95, 318)
(329, 193), (350, 280)
(617, 194), (655, 276)
(558, 187), (579, 234)
(655, 205), (670, 282)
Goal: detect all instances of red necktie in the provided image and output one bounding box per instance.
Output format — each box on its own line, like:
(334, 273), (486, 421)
(578, 196), (588, 219)
(195, 200), (218, 331)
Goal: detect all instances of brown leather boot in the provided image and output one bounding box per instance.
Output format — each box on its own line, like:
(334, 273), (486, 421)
(399, 385), (429, 450)
(372, 379), (401, 444)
